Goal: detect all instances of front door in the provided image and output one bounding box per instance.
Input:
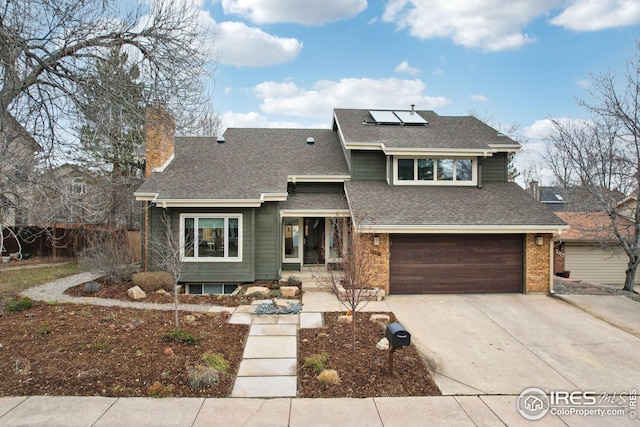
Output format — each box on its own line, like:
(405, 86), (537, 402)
(304, 217), (325, 264)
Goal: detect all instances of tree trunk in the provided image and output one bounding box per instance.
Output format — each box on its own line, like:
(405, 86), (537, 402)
(623, 261), (637, 292)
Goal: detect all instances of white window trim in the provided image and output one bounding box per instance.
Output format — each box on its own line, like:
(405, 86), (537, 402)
(282, 217), (303, 263)
(180, 213), (243, 262)
(325, 217), (347, 264)
(393, 156), (477, 186)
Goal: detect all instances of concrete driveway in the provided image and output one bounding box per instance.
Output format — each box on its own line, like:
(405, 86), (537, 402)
(386, 294), (640, 396)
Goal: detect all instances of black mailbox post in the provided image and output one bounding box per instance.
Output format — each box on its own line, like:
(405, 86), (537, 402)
(385, 322), (411, 376)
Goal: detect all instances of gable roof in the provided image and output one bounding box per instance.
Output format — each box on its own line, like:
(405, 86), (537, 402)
(333, 109), (520, 155)
(555, 211), (631, 243)
(135, 128), (350, 207)
(345, 181), (567, 233)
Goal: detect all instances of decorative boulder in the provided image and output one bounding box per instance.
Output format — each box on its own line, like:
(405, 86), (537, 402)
(376, 337), (390, 351)
(280, 285), (299, 298)
(245, 286), (270, 296)
(272, 298), (291, 310)
(127, 285), (147, 300)
(369, 313), (390, 328)
(338, 314), (352, 324)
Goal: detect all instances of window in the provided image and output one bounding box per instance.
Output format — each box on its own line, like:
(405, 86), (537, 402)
(283, 218), (300, 260)
(181, 214), (242, 261)
(188, 283), (238, 295)
(395, 157), (475, 185)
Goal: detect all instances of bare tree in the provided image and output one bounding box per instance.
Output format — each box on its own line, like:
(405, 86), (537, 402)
(149, 210), (186, 328)
(316, 215), (380, 353)
(545, 43), (640, 292)
(1, 0), (215, 243)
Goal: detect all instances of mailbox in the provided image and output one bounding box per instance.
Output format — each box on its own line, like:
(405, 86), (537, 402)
(386, 322), (410, 347)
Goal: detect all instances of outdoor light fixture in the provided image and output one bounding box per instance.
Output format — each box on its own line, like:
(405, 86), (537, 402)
(535, 235), (544, 246)
(373, 235), (380, 246)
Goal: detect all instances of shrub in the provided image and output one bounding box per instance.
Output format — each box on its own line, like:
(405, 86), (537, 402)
(188, 365), (220, 388)
(304, 352), (329, 373)
(201, 353), (229, 372)
(286, 275), (302, 286)
(162, 328), (201, 346)
(131, 271), (174, 293)
(147, 381), (174, 397)
(83, 281), (102, 294)
(78, 231), (138, 284)
(5, 297), (34, 313)
(317, 369), (340, 385)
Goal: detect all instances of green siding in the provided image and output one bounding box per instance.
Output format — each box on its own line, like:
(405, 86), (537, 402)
(254, 202), (281, 280)
(147, 206), (256, 283)
(351, 150), (387, 181)
(481, 152), (508, 182)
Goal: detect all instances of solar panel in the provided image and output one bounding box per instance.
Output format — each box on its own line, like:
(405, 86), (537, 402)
(369, 110), (401, 124)
(394, 110), (428, 125)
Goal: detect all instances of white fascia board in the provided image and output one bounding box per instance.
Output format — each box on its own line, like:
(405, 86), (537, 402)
(134, 192), (158, 201)
(152, 153), (175, 173)
(355, 224), (569, 234)
(342, 141), (386, 150)
(384, 147), (495, 157)
(287, 175), (351, 183)
(488, 143), (521, 152)
(261, 193), (288, 202)
(281, 209), (351, 218)
(153, 199), (263, 208)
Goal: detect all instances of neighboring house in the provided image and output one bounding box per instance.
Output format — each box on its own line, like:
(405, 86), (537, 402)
(0, 114), (41, 228)
(135, 107), (567, 295)
(554, 211), (638, 285)
(529, 181), (625, 212)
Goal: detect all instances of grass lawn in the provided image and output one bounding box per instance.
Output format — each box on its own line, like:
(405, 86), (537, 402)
(0, 262), (80, 298)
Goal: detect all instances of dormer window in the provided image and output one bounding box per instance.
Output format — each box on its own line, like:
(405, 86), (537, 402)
(393, 157), (476, 186)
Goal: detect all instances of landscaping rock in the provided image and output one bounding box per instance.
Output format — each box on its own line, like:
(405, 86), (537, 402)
(184, 315), (197, 324)
(376, 337), (389, 351)
(338, 315), (352, 324)
(254, 302), (302, 315)
(280, 285), (299, 298)
(127, 286), (147, 300)
(272, 298), (291, 310)
(369, 313), (390, 327)
(156, 289), (170, 296)
(245, 286), (269, 296)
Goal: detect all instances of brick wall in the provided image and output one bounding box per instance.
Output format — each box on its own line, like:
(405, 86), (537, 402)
(359, 233), (390, 293)
(525, 233), (552, 293)
(145, 106), (175, 178)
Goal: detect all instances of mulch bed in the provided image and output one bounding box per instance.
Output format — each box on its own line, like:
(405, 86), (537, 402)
(298, 312), (441, 398)
(64, 279), (288, 307)
(0, 301), (247, 397)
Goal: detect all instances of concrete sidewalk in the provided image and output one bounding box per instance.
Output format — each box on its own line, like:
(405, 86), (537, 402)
(5, 394), (639, 427)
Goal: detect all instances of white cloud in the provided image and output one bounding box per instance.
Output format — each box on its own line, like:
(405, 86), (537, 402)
(220, 0), (367, 25)
(214, 21), (303, 67)
(550, 0), (640, 31)
(219, 111), (328, 133)
(433, 67), (444, 76)
(224, 87), (233, 95)
(382, 0), (556, 51)
(395, 60), (421, 76)
(253, 77), (451, 118)
(575, 78), (591, 88)
(524, 117), (592, 140)
(470, 94), (489, 102)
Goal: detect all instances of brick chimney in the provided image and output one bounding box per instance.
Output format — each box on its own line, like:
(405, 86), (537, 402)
(145, 105), (175, 177)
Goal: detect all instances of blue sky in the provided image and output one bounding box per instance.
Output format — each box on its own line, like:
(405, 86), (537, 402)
(193, 0), (640, 184)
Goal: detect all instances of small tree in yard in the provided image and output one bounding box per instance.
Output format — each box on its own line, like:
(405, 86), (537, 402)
(317, 215), (379, 353)
(149, 210), (186, 328)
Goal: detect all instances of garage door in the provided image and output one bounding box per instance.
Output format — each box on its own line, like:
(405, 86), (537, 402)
(390, 234), (523, 294)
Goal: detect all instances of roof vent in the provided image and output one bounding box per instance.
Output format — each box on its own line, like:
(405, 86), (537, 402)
(410, 104), (415, 115)
(216, 136), (225, 143)
(306, 137), (315, 145)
